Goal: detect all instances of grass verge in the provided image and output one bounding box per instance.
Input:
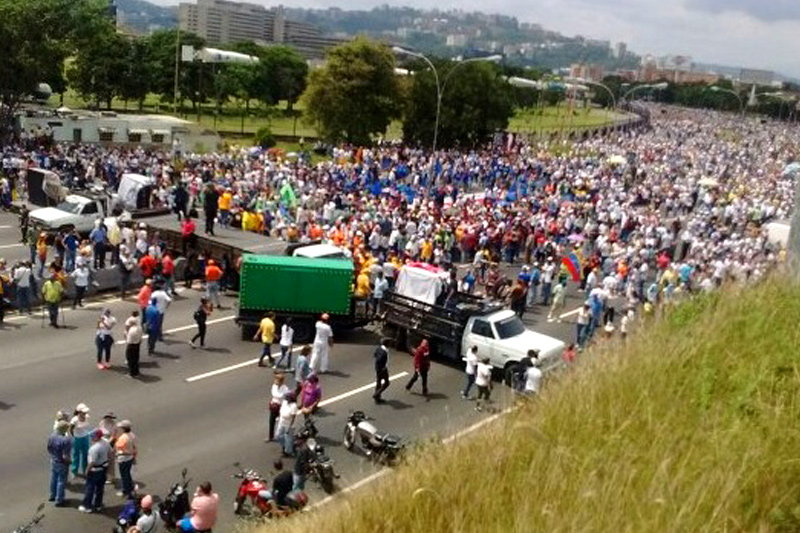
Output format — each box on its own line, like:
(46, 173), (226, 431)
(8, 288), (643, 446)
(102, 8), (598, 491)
(253, 277), (800, 533)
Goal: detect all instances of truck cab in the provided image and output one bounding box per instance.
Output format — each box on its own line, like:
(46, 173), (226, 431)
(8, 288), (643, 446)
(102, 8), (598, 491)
(462, 310), (565, 372)
(29, 194), (124, 235)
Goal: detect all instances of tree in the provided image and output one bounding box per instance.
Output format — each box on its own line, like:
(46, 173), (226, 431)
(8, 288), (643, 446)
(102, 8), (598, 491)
(145, 29), (209, 112)
(230, 43), (308, 111)
(118, 38), (151, 110)
(300, 38), (402, 145)
(68, 28), (129, 109)
(403, 60), (514, 148)
(0, 0), (107, 140)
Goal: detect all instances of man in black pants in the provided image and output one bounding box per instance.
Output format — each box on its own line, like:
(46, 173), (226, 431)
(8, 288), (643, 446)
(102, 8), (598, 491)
(203, 183), (219, 236)
(124, 310), (142, 378)
(373, 339), (390, 403)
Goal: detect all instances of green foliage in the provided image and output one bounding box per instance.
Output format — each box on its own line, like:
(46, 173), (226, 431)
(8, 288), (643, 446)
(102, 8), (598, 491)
(146, 29), (208, 111)
(253, 126), (276, 149)
(0, 0), (108, 138)
(68, 25), (128, 109)
(300, 38), (402, 145)
(403, 60), (514, 148)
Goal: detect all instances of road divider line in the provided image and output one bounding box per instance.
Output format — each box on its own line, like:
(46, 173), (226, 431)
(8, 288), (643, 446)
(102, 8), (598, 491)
(558, 307), (582, 319)
(317, 372), (408, 407)
(0, 243), (23, 249)
(117, 315), (236, 345)
(185, 345), (303, 382)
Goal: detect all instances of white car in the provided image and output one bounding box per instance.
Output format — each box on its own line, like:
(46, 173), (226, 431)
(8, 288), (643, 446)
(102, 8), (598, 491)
(29, 194), (123, 234)
(461, 309), (566, 372)
(292, 243), (351, 260)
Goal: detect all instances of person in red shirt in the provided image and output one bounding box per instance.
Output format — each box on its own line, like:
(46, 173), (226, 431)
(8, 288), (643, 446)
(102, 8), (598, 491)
(162, 253), (175, 296)
(181, 218), (196, 257)
(138, 253), (157, 279)
(137, 279), (152, 325)
(205, 259), (223, 308)
(405, 339), (430, 396)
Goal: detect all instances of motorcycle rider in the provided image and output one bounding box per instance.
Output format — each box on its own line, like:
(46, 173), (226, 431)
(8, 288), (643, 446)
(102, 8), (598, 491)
(293, 433), (313, 491)
(177, 482), (218, 533)
(258, 460), (294, 507)
(135, 494), (161, 532)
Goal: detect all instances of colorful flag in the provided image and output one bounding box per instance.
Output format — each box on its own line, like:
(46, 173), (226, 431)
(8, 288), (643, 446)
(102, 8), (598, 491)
(562, 252), (582, 282)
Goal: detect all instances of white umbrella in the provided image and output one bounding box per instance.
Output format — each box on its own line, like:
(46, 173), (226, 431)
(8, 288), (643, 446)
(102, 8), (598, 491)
(698, 177), (719, 187)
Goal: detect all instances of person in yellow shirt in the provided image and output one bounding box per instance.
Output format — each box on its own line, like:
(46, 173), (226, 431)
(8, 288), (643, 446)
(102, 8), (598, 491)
(218, 188), (233, 229)
(254, 312), (276, 367)
(355, 269), (371, 298)
(42, 277), (64, 328)
(420, 239), (433, 262)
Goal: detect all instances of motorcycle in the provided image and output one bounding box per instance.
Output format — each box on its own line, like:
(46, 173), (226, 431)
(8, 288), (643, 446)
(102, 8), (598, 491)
(232, 463), (308, 518)
(13, 503), (44, 533)
(112, 496), (140, 533)
(296, 423), (338, 494)
(343, 410), (404, 465)
(158, 468), (191, 529)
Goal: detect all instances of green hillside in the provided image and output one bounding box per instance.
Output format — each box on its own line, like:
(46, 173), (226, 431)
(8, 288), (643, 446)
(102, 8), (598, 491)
(255, 277), (800, 533)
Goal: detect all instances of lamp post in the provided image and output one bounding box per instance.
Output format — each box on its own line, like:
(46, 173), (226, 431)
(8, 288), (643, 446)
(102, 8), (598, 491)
(566, 77), (617, 109)
(621, 82), (668, 104)
(709, 86), (744, 115)
(393, 47), (502, 153)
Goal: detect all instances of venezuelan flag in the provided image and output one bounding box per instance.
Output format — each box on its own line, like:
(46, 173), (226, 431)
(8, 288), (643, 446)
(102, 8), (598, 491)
(562, 252), (582, 282)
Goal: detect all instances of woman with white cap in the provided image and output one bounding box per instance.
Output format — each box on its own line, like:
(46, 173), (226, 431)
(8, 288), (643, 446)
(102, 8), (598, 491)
(70, 403), (92, 477)
(96, 308), (117, 370)
(310, 313), (334, 374)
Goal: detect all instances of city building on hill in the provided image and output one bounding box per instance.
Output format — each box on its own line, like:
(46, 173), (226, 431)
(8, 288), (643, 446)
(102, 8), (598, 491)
(178, 0), (345, 59)
(569, 63), (605, 82)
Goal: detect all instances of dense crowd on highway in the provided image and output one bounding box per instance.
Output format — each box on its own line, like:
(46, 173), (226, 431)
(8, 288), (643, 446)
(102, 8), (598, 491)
(2, 104), (799, 530)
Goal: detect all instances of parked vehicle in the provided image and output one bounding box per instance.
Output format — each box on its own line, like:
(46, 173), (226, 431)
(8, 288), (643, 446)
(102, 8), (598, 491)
(381, 266), (565, 375)
(12, 503), (44, 533)
(29, 193), (127, 235)
(236, 255), (369, 343)
(158, 468), (191, 529)
(232, 463), (308, 518)
(343, 411), (403, 466)
(297, 420), (338, 494)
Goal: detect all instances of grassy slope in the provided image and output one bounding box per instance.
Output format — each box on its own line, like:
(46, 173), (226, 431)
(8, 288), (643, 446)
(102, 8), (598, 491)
(257, 278), (800, 533)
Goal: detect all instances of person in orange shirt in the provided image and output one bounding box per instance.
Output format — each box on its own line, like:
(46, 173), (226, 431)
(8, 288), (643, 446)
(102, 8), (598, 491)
(309, 224), (323, 240)
(205, 259), (223, 308)
(137, 279), (152, 325)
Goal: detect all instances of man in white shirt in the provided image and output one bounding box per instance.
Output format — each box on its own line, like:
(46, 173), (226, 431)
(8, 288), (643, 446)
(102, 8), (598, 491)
(474, 357), (493, 412)
(274, 392), (298, 456)
(310, 314), (334, 373)
(461, 346), (479, 399)
(540, 258), (555, 305)
(371, 272), (389, 317)
(524, 361), (543, 395)
(71, 263), (91, 309)
(125, 310), (143, 377)
(13, 261), (32, 314)
(275, 319), (295, 369)
(150, 284), (172, 341)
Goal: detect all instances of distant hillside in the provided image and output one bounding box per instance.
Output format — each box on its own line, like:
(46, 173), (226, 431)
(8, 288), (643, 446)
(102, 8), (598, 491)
(115, 0), (177, 34)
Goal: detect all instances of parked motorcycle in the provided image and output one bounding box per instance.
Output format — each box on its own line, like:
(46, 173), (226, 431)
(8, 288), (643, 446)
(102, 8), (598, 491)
(232, 463), (308, 518)
(343, 410), (404, 465)
(112, 496), (140, 533)
(13, 503), (44, 533)
(296, 424), (338, 494)
(158, 468), (191, 529)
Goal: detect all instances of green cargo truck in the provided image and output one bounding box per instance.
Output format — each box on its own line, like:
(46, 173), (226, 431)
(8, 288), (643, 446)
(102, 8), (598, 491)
(236, 254), (369, 342)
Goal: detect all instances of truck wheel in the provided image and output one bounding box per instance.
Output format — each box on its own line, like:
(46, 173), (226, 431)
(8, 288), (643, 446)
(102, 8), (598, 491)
(503, 361), (518, 388)
(293, 320), (315, 344)
(241, 324), (258, 341)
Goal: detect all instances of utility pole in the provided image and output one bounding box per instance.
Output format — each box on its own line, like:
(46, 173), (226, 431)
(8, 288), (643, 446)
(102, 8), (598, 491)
(173, 27), (181, 114)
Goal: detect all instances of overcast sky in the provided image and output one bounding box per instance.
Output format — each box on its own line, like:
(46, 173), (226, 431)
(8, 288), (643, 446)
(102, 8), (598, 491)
(152, 0), (800, 77)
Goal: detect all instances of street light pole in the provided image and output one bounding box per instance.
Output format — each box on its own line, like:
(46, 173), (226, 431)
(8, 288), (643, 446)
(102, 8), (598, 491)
(393, 47), (501, 153)
(566, 78), (617, 109)
(709, 86), (744, 115)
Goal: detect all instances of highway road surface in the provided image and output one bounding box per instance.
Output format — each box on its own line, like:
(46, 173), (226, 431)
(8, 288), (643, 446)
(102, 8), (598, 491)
(0, 210), (589, 532)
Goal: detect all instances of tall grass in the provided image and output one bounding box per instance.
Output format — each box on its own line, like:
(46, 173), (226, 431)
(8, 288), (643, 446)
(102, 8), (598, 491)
(254, 278), (800, 533)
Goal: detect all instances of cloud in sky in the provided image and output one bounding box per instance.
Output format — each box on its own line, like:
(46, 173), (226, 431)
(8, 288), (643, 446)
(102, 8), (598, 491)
(151, 0), (800, 77)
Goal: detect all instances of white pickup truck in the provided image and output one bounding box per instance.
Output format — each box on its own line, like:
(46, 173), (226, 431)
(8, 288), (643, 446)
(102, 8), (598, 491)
(29, 194), (124, 235)
(382, 266), (565, 374)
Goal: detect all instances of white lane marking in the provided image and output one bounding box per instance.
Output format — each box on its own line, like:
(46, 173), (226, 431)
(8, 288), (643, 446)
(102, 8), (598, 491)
(0, 243), (23, 249)
(308, 404), (512, 510)
(558, 307), (582, 319)
(317, 372), (408, 407)
(186, 345), (305, 382)
(115, 315), (236, 345)
(0, 225), (14, 229)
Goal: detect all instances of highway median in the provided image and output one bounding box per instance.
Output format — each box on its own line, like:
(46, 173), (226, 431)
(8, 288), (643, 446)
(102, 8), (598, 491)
(250, 276), (800, 532)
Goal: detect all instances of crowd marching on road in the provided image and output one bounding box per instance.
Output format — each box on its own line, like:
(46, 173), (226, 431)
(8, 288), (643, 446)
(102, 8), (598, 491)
(1, 104), (799, 531)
